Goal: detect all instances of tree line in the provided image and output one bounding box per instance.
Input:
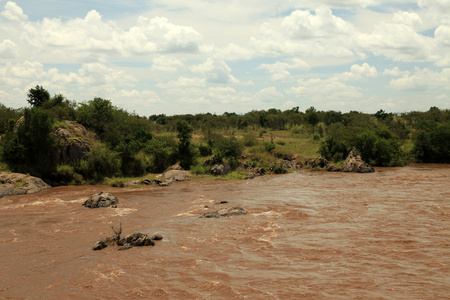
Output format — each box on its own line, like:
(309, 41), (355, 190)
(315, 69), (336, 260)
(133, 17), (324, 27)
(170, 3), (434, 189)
(0, 85), (448, 184)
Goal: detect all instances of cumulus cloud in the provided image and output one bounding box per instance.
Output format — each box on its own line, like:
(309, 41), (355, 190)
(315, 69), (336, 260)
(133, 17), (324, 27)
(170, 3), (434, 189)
(124, 16), (204, 54)
(191, 59), (238, 84)
(337, 63), (378, 81)
(388, 67), (450, 90)
(258, 58), (309, 81)
(0, 39), (17, 59)
(356, 22), (435, 62)
(250, 7), (358, 59)
(1, 1), (27, 21)
(282, 7), (355, 39)
(152, 56), (184, 72)
(256, 87), (284, 103)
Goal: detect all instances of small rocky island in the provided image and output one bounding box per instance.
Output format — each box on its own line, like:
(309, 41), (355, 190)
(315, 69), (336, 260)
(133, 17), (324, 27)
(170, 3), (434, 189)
(0, 173), (51, 198)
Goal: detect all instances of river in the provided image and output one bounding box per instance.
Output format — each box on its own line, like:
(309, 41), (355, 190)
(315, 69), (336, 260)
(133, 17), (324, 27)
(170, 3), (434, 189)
(0, 164), (449, 299)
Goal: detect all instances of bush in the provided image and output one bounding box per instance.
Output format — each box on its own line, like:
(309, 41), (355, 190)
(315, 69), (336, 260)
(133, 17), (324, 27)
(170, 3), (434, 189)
(211, 136), (243, 165)
(413, 124), (450, 163)
(264, 142), (275, 153)
(75, 145), (121, 182)
(145, 136), (177, 173)
(355, 130), (406, 166)
(243, 132), (258, 147)
(319, 137), (348, 162)
(198, 144), (212, 157)
(1, 108), (56, 177)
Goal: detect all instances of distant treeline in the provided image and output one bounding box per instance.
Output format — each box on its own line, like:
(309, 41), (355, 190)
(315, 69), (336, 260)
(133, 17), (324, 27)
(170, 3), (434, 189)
(0, 85), (448, 184)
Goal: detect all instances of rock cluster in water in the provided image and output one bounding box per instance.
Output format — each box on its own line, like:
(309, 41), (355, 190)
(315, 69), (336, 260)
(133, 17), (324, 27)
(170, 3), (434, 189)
(82, 192), (119, 208)
(0, 172), (51, 198)
(201, 206), (247, 218)
(93, 230), (163, 251)
(305, 149), (375, 173)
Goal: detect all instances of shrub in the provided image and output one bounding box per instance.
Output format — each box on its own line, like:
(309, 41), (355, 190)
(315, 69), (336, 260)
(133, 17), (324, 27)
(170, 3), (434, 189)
(145, 136), (177, 173)
(198, 144), (212, 157)
(264, 142), (275, 153)
(319, 137), (348, 162)
(75, 145), (121, 182)
(243, 132), (258, 147)
(413, 124), (450, 163)
(1, 108), (56, 177)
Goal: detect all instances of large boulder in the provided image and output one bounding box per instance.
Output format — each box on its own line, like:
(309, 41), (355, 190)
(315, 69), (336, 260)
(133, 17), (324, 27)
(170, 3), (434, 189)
(201, 206), (247, 218)
(338, 149), (375, 173)
(304, 157), (336, 171)
(53, 121), (98, 164)
(82, 192), (119, 208)
(0, 173), (51, 198)
(210, 164), (232, 176)
(162, 170), (191, 182)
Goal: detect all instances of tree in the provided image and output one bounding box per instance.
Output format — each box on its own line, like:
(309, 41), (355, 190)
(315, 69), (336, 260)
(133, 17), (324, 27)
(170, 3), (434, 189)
(76, 98), (114, 136)
(176, 120), (195, 169)
(305, 106), (319, 128)
(27, 85), (50, 107)
(1, 108), (56, 177)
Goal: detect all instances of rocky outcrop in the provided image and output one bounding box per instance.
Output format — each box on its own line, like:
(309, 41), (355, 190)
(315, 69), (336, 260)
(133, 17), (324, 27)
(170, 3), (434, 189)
(304, 157), (337, 171)
(210, 164), (232, 176)
(201, 206), (247, 218)
(244, 167), (266, 180)
(338, 149), (375, 173)
(161, 170), (191, 182)
(82, 192), (119, 208)
(304, 150), (375, 173)
(53, 121), (98, 164)
(0, 173), (51, 198)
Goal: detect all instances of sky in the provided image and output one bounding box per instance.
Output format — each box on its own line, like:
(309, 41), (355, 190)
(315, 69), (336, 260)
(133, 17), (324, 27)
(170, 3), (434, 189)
(0, 0), (449, 116)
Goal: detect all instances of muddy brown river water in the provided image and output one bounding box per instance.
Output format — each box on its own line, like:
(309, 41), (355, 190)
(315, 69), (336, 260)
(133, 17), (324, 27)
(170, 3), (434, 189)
(0, 165), (449, 299)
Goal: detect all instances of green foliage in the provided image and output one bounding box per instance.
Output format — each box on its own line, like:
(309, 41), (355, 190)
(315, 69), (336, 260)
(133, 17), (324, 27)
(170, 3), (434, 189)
(413, 123), (450, 163)
(75, 145), (121, 182)
(0, 103), (21, 135)
(319, 137), (348, 162)
(198, 144), (212, 157)
(76, 97), (114, 137)
(264, 141), (276, 153)
(1, 108), (56, 177)
(354, 130), (406, 166)
(54, 165), (83, 185)
(243, 132), (258, 147)
(145, 136), (177, 173)
(190, 163), (209, 175)
(27, 85), (50, 107)
(211, 136), (243, 165)
(176, 120), (195, 169)
(305, 106), (319, 127)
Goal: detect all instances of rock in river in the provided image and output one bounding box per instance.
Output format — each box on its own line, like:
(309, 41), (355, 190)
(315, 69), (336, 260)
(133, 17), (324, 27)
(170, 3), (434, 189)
(82, 192), (119, 208)
(0, 172), (51, 198)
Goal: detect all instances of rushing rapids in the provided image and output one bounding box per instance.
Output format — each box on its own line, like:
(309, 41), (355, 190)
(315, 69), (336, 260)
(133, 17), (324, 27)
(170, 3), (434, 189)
(0, 164), (449, 299)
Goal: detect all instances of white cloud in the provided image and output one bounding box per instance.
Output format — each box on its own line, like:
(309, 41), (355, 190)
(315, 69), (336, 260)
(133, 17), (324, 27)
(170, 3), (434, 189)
(191, 58), (238, 84)
(256, 87), (283, 103)
(388, 67), (450, 90)
(383, 66), (410, 77)
(258, 58), (309, 81)
(152, 56), (184, 72)
(392, 11), (423, 29)
(282, 7), (355, 39)
(250, 8), (357, 59)
(356, 22), (435, 62)
(124, 16), (204, 54)
(0, 39), (17, 59)
(337, 63), (378, 81)
(1, 1), (27, 21)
